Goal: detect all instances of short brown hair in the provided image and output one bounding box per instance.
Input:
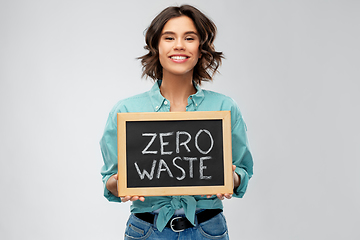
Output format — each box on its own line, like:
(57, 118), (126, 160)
(138, 5), (224, 85)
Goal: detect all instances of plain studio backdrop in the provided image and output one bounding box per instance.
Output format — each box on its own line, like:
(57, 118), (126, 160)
(1, 0), (359, 239)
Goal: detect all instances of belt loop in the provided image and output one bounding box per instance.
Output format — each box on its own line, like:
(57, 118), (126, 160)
(194, 210), (199, 226)
(152, 212), (158, 226)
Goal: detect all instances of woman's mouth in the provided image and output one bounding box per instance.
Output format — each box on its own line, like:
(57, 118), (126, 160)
(170, 56), (188, 60)
(170, 55), (189, 62)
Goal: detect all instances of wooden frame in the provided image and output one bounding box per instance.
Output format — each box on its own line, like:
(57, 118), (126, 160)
(117, 111), (233, 197)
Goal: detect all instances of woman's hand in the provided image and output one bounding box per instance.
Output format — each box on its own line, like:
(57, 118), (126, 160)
(106, 174), (145, 202)
(106, 174), (119, 197)
(232, 165), (241, 189)
(204, 165), (240, 200)
(121, 195), (145, 202)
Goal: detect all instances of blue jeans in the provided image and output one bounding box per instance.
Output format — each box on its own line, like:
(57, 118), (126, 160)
(124, 212), (229, 240)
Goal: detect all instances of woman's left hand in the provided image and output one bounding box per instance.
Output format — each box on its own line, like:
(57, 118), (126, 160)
(204, 165), (240, 200)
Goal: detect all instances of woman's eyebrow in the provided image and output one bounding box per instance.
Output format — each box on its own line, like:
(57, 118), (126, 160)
(184, 31), (198, 35)
(161, 31), (175, 35)
(161, 31), (198, 36)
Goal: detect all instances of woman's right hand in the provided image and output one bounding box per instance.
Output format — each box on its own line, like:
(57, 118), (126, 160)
(106, 174), (145, 202)
(106, 174), (119, 197)
(121, 195), (145, 202)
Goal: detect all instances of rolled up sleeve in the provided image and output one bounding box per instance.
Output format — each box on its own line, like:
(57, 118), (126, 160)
(100, 110), (122, 203)
(231, 109), (254, 198)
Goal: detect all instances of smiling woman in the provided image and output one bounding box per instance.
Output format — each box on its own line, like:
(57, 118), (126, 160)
(100, 4), (253, 240)
(159, 16), (201, 81)
(138, 5), (223, 85)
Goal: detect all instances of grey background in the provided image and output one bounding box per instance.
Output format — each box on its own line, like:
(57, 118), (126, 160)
(1, 0), (359, 239)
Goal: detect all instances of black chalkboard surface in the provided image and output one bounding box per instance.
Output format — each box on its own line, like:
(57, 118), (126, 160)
(117, 111), (233, 197)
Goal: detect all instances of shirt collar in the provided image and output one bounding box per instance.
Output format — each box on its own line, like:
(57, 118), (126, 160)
(149, 80), (166, 112)
(190, 82), (204, 109)
(148, 80), (205, 112)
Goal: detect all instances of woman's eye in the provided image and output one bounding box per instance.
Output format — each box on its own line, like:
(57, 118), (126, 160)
(165, 37), (174, 40)
(185, 37), (194, 41)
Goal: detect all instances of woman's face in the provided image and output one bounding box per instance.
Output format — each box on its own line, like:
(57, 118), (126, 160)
(158, 16), (201, 79)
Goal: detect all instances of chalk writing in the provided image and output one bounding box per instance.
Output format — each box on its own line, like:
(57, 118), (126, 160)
(135, 129), (214, 181)
(125, 119), (224, 188)
(141, 129), (214, 156)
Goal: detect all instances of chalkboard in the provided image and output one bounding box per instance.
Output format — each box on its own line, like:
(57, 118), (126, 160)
(117, 111), (233, 197)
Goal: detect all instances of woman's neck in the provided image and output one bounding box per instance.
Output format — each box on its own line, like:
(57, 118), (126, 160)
(160, 72), (197, 112)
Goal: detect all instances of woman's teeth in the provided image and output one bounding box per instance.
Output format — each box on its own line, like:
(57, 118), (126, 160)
(171, 56), (188, 60)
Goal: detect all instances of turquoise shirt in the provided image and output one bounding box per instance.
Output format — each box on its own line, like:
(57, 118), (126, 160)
(100, 80), (253, 232)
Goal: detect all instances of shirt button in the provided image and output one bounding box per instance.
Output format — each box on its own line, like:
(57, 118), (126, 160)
(155, 106), (159, 109)
(164, 101), (168, 105)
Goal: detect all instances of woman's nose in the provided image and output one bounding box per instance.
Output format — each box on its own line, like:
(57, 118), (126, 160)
(173, 39), (185, 50)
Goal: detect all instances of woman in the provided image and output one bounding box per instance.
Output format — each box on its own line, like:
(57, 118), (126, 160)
(100, 4), (253, 239)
